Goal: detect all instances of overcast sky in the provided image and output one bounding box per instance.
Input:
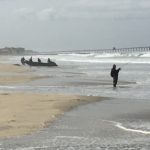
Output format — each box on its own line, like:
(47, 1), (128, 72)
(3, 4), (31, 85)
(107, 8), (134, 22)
(0, 0), (150, 51)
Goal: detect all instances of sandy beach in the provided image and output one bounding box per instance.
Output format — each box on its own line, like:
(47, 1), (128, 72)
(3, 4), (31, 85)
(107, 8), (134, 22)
(0, 93), (104, 138)
(0, 55), (150, 149)
(0, 63), (105, 138)
(0, 64), (49, 85)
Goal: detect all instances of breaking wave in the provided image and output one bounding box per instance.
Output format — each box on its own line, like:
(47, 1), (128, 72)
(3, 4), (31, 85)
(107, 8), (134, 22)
(2, 51), (150, 64)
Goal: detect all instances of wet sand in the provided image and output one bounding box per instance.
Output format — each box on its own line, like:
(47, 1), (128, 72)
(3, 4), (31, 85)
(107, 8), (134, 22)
(0, 63), (107, 138)
(0, 59), (149, 149)
(0, 63), (135, 140)
(0, 64), (26, 73)
(1, 97), (150, 149)
(0, 63), (109, 139)
(0, 92), (105, 138)
(0, 64), (48, 85)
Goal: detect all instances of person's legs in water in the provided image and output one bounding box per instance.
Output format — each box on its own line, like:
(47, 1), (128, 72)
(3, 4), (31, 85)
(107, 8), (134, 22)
(113, 77), (118, 87)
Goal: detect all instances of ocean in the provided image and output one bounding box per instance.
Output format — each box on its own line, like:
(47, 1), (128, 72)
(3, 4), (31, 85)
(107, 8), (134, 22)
(1, 51), (150, 149)
(1, 51), (150, 99)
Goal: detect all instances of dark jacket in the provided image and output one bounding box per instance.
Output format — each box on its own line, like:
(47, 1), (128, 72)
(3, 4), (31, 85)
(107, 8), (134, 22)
(111, 68), (121, 78)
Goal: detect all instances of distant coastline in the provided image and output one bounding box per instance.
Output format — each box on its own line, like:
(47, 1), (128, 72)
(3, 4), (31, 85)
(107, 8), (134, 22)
(0, 47), (38, 55)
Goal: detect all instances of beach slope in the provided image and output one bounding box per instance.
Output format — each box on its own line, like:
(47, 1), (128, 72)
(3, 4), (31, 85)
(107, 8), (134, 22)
(0, 92), (105, 138)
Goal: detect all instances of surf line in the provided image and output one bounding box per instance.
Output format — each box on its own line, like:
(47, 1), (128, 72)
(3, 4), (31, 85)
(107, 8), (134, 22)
(103, 120), (150, 135)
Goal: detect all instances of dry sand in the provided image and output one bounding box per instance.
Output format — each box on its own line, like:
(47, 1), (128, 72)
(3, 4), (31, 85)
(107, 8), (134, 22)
(0, 92), (105, 138)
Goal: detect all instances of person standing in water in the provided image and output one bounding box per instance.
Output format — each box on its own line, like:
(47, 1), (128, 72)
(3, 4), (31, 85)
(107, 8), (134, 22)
(110, 64), (121, 87)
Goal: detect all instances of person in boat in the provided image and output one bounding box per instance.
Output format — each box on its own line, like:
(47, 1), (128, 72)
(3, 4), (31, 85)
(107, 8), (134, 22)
(29, 57), (33, 62)
(38, 58), (41, 63)
(47, 58), (51, 63)
(110, 64), (121, 87)
(21, 57), (25, 65)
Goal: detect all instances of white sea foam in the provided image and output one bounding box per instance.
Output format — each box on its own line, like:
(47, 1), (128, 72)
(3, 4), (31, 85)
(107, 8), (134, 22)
(54, 52), (150, 63)
(103, 120), (150, 135)
(1, 51), (150, 64)
(95, 53), (122, 58)
(55, 136), (85, 139)
(15, 146), (49, 150)
(140, 53), (150, 57)
(0, 86), (16, 89)
(116, 122), (150, 135)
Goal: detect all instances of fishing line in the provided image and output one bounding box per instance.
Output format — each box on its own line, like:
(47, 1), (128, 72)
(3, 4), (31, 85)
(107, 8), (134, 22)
(119, 54), (142, 68)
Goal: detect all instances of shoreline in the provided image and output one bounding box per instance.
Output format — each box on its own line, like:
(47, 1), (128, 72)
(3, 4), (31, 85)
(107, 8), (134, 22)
(0, 92), (106, 138)
(0, 63), (122, 139)
(0, 64), (49, 85)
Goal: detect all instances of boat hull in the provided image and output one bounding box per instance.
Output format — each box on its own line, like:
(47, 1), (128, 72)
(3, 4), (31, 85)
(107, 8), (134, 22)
(24, 60), (57, 67)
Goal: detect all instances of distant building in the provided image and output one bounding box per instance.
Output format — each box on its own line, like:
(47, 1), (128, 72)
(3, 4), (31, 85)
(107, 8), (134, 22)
(0, 47), (38, 55)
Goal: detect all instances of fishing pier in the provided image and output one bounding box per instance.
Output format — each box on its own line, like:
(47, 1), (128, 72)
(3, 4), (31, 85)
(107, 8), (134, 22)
(59, 46), (150, 54)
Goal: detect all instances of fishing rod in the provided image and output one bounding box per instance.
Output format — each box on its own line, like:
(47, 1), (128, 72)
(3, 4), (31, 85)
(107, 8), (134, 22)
(120, 62), (130, 68)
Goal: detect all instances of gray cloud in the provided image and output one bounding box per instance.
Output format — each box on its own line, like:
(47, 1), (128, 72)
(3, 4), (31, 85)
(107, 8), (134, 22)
(10, 0), (150, 21)
(14, 8), (35, 20)
(0, 0), (150, 51)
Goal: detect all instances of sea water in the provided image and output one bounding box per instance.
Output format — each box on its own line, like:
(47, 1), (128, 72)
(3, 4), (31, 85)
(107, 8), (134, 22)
(1, 52), (150, 99)
(1, 52), (150, 149)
